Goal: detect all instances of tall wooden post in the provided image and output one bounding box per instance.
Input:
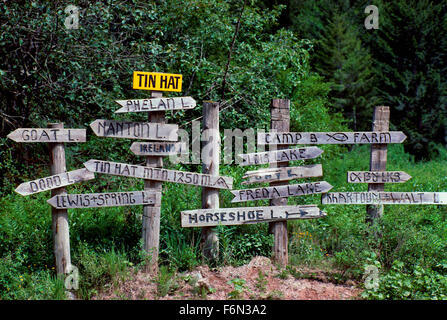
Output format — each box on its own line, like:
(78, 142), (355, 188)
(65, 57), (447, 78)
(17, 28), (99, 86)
(269, 99), (290, 267)
(142, 91), (164, 274)
(201, 101), (220, 262)
(366, 106), (390, 225)
(48, 123), (71, 275)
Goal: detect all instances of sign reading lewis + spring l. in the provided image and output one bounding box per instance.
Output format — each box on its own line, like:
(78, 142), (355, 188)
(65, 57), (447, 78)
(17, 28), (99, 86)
(133, 71), (182, 92)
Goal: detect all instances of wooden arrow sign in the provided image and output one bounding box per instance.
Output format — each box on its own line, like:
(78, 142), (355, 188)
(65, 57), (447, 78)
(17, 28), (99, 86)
(47, 191), (161, 209)
(7, 128), (86, 143)
(347, 171), (412, 184)
(242, 164), (323, 185)
(89, 119), (178, 141)
(84, 159), (233, 189)
(258, 131), (407, 145)
(181, 205), (327, 227)
(238, 147), (323, 166)
(130, 142), (187, 156)
(115, 97), (196, 113)
(231, 181), (333, 203)
(321, 192), (447, 205)
(15, 168), (95, 196)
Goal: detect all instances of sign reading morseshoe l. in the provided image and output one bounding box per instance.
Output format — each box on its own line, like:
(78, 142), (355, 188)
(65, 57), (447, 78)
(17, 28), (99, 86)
(132, 71), (182, 92)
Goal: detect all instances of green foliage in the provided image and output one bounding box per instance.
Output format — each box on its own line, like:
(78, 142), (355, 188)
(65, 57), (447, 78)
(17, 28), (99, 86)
(227, 278), (248, 299)
(155, 265), (179, 298)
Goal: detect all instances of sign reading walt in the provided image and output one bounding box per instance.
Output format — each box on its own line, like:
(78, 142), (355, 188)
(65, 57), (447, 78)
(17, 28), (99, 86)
(133, 71), (182, 92)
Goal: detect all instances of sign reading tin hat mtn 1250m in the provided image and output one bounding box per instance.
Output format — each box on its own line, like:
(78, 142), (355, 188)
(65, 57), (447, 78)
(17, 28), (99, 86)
(132, 71), (182, 92)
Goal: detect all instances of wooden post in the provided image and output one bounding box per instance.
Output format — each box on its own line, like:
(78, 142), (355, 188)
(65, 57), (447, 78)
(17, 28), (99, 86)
(201, 101), (220, 262)
(366, 106), (390, 225)
(269, 99), (290, 267)
(142, 91), (164, 274)
(48, 123), (71, 275)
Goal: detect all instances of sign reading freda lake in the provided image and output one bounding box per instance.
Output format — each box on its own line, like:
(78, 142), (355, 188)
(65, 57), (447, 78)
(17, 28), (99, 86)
(84, 159), (233, 189)
(258, 131), (407, 145)
(181, 205), (327, 227)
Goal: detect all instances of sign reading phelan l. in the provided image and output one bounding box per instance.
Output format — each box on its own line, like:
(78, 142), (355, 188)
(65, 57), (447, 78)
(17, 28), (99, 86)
(84, 159), (233, 189)
(239, 147), (323, 166)
(181, 205), (327, 227)
(47, 191), (160, 209)
(90, 119), (178, 141)
(258, 131), (407, 145)
(7, 128), (86, 143)
(15, 168), (95, 196)
(133, 71), (182, 92)
(321, 192), (447, 205)
(115, 97), (196, 113)
(231, 181), (333, 203)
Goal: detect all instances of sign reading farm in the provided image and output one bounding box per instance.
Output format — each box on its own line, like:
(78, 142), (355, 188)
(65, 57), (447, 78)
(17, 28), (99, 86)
(132, 71), (182, 92)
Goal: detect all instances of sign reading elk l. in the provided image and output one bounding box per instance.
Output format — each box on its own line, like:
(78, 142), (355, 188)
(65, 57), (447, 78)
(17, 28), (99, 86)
(258, 131), (407, 145)
(133, 71), (182, 92)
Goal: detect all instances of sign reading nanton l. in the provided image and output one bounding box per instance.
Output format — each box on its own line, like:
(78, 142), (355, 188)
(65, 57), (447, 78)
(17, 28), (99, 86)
(132, 71), (182, 92)
(84, 159), (233, 189)
(181, 205), (327, 227)
(7, 128), (86, 143)
(47, 191), (160, 209)
(321, 192), (447, 205)
(258, 131), (407, 145)
(115, 97), (196, 113)
(89, 119), (178, 141)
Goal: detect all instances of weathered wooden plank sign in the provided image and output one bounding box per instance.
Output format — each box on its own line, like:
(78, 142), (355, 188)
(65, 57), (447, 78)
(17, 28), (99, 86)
(181, 205), (327, 227)
(239, 147), (323, 166)
(347, 171), (411, 184)
(133, 71), (182, 92)
(242, 164), (323, 185)
(258, 131), (407, 145)
(84, 159), (233, 189)
(115, 97), (196, 113)
(7, 128), (86, 143)
(130, 142), (187, 156)
(15, 168), (95, 196)
(231, 181), (333, 203)
(89, 119), (178, 141)
(322, 192), (447, 205)
(47, 191), (161, 209)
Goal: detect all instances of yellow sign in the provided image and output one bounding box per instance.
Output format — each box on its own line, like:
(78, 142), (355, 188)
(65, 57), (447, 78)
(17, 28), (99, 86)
(132, 71), (182, 92)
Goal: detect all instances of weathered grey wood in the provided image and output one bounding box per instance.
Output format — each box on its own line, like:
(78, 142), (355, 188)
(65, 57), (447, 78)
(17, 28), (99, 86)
(181, 205), (327, 227)
(366, 106), (389, 224)
(89, 119), (178, 141)
(47, 191), (161, 209)
(322, 192), (447, 205)
(347, 171), (411, 184)
(83, 159), (233, 189)
(239, 147), (323, 166)
(258, 131), (406, 145)
(201, 101), (220, 261)
(242, 164), (323, 185)
(48, 123), (71, 275)
(269, 99), (290, 267)
(231, 181), (333, 203)
(15, 168), (95, 196)
(142, 91), (164, 275)
(7, 128), (86, 143)
(130, 142), (187, 156)
(115, 96), (196, 113)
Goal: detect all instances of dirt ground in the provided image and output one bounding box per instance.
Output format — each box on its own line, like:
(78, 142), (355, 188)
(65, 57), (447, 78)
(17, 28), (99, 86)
(93, 256), (362, 300)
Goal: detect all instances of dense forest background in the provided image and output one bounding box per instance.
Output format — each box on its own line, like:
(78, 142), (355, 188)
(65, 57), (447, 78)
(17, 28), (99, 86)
(1, 0), (446, 300)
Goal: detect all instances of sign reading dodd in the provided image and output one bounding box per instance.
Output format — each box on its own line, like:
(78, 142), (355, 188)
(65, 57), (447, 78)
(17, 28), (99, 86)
(133, 71), (182, 92)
